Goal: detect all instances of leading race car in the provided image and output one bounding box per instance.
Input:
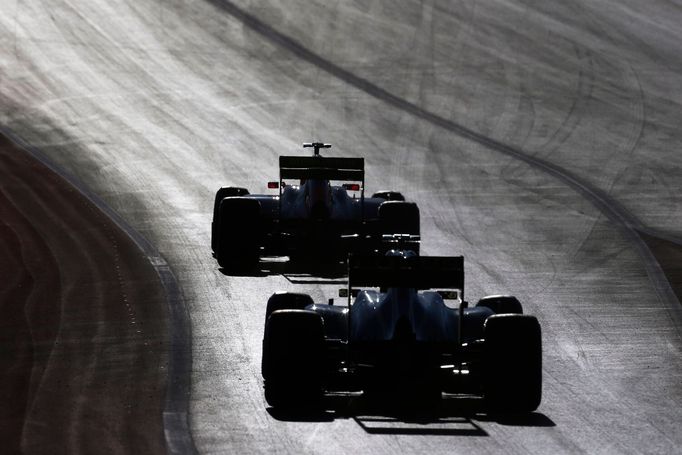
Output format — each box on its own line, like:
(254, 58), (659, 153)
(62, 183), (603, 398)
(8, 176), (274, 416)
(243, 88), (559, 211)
(261, 250), (542, 413)
(212, 143), (420, 271)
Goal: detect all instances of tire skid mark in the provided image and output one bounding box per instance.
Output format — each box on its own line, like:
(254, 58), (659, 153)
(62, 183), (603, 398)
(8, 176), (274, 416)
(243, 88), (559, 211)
(515, 81), (537, 151)
(0, 192), (54, 454)
(33, 171), (138, 453)
(3, 144), (88, 451)
(0, 127), (196, 454)
(208, 0), (681, 319)
(0, 158), (64, 452)
(538, 44), (595, 156)
(496, 59), (536, 179)
(604, 61), (646, 196)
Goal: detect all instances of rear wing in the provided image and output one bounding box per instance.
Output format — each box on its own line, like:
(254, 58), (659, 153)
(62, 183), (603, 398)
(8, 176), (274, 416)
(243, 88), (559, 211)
(279, 156), (364, 182)
(347, 254), (464, 294)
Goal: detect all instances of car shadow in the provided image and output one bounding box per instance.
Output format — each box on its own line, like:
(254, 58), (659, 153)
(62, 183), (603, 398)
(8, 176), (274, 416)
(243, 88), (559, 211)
(219, 256), (348, 282)
(476, 411), (556, 427)
(266, 394), (555, 436)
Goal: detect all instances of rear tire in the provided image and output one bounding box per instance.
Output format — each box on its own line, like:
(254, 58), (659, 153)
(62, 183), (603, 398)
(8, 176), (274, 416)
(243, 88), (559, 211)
(212, 187), (249, 253)
(262, 310), (325, 408)
(216, 197), (261, 271)
(483, 314), (541, 413)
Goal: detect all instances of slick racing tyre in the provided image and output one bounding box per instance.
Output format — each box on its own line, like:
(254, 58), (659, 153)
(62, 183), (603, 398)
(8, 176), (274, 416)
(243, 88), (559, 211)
(378, 201), (420, 236)
(216, 197), (261, 271)
(262, 310), (325, 408)
(483, 314), (542, 413)
(371, 190), (405, 201)
(212, 187), (249, 253)
(476, 295), (523, 314)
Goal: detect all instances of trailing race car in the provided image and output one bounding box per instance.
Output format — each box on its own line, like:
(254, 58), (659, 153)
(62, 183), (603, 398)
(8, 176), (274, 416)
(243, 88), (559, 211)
(261, 251), (542, 413)
(211, 143), (419, 271)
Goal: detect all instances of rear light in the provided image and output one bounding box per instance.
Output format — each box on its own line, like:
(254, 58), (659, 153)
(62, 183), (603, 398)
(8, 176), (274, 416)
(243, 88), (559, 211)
(343, 183), (361, 191)
(267, 181), (279, 189)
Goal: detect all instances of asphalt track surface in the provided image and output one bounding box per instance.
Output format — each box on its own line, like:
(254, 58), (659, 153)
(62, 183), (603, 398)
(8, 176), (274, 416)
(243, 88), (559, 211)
(0, 133), (168, 453)
(1, 0), (682, 453)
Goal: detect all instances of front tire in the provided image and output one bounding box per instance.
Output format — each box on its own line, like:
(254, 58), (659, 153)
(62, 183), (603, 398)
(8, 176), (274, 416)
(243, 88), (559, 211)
(264, 292), (314, 324)
(378, 201), (420, 237)
(371, 190), (405, 201)
(477, 295), (523, 314)
(377, 201), (420, 254)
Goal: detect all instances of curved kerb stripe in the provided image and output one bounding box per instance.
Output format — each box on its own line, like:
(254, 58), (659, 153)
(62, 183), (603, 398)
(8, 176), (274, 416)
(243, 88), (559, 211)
(209, 0), (681, 316)
(0, 127), (197, 455)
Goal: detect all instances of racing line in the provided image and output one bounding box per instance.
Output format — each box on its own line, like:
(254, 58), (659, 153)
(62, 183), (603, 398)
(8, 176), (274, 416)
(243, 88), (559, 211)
(208, 0), (681, 319)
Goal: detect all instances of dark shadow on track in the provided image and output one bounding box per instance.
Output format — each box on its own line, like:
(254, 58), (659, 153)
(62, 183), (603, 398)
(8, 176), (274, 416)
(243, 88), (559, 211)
(219, 256), (347, 282)
(0, 125), (196, 455)
(477, 412), (556, 427)
(266, 394), (554, 436)
(266, 407), (336, 423)
(353, 416), (486, 436)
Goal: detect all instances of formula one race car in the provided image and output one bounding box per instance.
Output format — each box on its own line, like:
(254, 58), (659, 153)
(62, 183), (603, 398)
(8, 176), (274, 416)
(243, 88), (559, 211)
(212, 143), (419, 271)
(261, 251), (542, 413)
